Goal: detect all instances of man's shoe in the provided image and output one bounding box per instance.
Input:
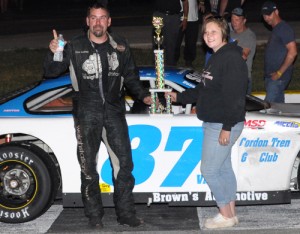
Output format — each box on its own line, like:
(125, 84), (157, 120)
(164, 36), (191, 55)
(117, 216), (144, 227)
(204, 213), (236, 229)
(89, 216), (103, 229)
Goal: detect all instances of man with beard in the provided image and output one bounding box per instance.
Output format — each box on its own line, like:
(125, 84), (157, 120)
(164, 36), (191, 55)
(43, 2), (152, 229)
(261, 1), (297, 103)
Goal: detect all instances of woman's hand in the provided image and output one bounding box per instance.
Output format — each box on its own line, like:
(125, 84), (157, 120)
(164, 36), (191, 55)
(165, 92), (177, 102)
(219, 129), (231, 146)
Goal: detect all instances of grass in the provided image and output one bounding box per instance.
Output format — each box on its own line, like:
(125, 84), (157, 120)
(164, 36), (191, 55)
(0, 45), (299, 96)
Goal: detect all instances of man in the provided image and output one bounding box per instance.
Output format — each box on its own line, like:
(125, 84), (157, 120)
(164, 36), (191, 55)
(175, 0), (199, 67)
(220, 0), (246, 17)
(44, 3), (152, 229)
(199, 0), (245, 18)
(262, 1), (297, 103)
(230, 7), (256, 94)
(153, 0), (189, 66)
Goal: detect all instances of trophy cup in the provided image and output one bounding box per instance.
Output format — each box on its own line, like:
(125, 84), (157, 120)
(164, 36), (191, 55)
(151, 17), (172, 114)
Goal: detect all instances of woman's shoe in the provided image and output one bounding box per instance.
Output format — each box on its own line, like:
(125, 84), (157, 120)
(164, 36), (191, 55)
(204, 213), (236, 229)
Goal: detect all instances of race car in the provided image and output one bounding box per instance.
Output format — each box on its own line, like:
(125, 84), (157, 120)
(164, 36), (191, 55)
(0, 67), (300, 223)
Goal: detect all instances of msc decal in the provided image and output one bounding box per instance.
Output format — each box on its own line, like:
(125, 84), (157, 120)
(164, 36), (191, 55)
(244, 120), (266, 129)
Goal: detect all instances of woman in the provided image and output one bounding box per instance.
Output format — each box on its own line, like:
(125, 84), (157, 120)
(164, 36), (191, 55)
(166, 17), (248, 229)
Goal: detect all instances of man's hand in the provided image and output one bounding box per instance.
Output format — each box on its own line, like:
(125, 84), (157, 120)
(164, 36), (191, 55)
(49, 29), (67, 53)
(180, 19), (188, 31)
(49, 29), (59, 53)
(270, 71), (281, 81)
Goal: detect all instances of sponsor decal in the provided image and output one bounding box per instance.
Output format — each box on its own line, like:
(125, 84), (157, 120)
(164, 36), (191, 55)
(183, 80), (196, 88)
(0, 152), (33, 165)
(244, 120), (266, 129)
(241, 152), (279, 162)
(205, 191), (268, 202)
(274, 121), (300, 128)
(239, 137), (289, 163)
(82, 53), (98, 77)
(108, 52), (119, 70)
(100, 183), (111, 193)
(108, 72), (119, 77)
(75, 50), (89, 54)
(3, 109), (20, 112)
(152, 192), (199, 202)
(0, 207), (30, 219)
(76, 125), (90, 179)
(197, 174), (207, 184)
(239, 137), (290, 148)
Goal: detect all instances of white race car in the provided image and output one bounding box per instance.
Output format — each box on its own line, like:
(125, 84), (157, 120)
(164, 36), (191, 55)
(0, 67), (300, 223)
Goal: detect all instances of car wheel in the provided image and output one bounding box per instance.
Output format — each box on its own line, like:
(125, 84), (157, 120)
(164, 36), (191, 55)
(0, 144), (52, 223)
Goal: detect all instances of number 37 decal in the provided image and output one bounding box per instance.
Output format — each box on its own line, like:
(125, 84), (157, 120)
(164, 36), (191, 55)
(101, 125), (203, 187)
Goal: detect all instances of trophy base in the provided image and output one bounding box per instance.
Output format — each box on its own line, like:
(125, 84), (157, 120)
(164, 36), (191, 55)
(149, 88), (172, 92)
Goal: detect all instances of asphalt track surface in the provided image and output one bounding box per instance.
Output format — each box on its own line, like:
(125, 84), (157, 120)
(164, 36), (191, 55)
(2, 198), (300, 233)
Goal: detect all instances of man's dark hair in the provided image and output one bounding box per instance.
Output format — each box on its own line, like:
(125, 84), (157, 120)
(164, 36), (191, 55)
(87, 2), (110, 17)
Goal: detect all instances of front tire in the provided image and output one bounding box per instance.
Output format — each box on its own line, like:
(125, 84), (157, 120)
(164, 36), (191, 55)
(0, 143), (53, 223)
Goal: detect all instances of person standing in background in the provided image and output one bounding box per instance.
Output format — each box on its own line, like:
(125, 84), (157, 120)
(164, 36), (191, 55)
(153, 0), (189, 66)
(230, 7), (256, 94)
(0, 0), (8, 13)
(175, 0), (200, 67)
(220, 0), (246, 18)
(199, 0), (220, 15)
(261, 1), (297, 103)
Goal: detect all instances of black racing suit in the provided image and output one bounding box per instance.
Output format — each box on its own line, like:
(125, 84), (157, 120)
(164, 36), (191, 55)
(43, 32), (149, 220)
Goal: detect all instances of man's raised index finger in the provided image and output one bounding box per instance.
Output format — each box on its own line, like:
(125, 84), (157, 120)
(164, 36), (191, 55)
(52, 29), (58, 39)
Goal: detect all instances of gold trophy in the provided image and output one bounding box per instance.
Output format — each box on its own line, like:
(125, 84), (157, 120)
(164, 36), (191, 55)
(151, 17), (172, 114)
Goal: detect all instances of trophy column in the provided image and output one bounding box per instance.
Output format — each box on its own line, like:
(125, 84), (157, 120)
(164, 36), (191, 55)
(151, 17), (172, 114)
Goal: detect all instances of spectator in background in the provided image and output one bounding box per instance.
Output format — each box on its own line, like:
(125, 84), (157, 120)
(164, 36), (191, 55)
(220, 0), (246, 18)
(0, 0), (8, 13)
(230, 7), (256, 94)
(199, 0), (221, 15)
(261, 1), (297, 103)
(199, 0), (245, 17)
(175, 0), (200, 67)
(153, 0), (189, 66)
(14, 0), (24, 11)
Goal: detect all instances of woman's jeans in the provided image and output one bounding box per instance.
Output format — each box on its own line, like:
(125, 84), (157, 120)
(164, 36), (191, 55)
(200, 121), (244, 208)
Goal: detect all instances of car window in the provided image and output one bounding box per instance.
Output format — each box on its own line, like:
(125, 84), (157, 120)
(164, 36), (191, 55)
(25, 86), (73, 114)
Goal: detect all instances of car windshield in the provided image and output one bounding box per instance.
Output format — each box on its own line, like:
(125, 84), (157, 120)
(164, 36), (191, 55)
(245, 94), (271, 112)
